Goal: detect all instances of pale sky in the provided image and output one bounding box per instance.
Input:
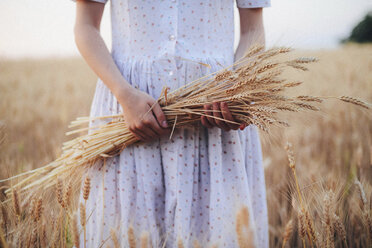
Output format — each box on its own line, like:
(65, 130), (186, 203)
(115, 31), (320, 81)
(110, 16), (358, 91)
(0, 0), (371, 59)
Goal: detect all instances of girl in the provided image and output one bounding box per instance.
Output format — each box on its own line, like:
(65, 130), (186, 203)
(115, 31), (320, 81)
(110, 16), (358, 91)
(72, 0), (270, 247)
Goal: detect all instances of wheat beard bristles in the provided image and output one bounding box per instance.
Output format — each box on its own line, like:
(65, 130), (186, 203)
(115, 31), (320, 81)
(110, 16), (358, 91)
(2, 44), (371, 212)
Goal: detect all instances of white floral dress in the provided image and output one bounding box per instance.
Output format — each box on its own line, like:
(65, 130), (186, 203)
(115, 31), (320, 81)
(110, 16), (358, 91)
(71, 0), (271, 247)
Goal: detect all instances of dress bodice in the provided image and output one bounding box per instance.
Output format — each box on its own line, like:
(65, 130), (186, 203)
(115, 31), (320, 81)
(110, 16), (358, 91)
(104, 0), (270, 62)
(71, 0), (270, 97)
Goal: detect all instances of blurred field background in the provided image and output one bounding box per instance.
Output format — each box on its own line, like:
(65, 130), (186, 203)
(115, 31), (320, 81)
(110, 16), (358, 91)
(0, 43), (371, 247)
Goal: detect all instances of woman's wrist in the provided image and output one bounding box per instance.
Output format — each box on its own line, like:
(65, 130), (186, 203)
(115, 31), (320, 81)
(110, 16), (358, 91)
(111, 80), (136, 104)
(112, 80), (135, 97)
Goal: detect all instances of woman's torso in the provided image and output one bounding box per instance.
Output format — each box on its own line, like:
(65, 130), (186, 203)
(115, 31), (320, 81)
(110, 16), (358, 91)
(109, 0), (236, 63)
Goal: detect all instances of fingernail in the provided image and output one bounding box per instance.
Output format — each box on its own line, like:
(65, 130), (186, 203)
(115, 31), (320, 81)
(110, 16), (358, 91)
(162, 121), (168, 128)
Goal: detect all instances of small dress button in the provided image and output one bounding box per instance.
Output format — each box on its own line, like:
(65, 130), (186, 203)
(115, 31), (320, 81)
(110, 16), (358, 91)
(169, 34), (176, 41)
(168, 70), (174, 76)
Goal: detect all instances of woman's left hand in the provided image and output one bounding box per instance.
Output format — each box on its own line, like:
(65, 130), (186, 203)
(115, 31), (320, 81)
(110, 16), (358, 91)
(201, 101), (247, 131)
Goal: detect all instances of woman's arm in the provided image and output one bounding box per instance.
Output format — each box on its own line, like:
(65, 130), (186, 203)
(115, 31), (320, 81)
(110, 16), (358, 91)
(74, 0), (170, 142)
(201, 8), (265, 131)
(74, 1), (132, 101)
(235, 8), (265, 62)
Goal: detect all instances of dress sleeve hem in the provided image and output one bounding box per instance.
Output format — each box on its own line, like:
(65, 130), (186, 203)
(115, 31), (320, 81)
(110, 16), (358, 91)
(236, 1), (271, 8)
(70, 0), (108, 4)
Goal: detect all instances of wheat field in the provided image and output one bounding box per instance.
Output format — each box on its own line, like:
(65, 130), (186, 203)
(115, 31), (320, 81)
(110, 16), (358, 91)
(0, 44), (371, 247)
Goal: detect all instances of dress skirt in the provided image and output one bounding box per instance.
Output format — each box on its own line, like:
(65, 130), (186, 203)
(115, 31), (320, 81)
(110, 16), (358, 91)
(77, 56), (269, 248)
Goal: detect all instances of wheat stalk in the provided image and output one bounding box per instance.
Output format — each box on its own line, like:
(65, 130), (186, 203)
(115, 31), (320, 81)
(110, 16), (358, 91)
(281, 219), (293, 248)
(1, 45), (370, 231)
(333, 214), (347, 248)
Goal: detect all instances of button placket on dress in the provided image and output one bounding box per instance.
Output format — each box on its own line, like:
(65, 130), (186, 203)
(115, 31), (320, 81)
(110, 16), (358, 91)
(166, 0), (178, 81)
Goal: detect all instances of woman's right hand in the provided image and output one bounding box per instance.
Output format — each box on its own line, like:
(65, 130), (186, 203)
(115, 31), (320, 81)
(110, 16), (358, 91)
(117, 88), (171, 142)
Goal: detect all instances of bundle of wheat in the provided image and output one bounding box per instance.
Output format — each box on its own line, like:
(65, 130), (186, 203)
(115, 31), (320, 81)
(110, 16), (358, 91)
(1, 44), (370, 197)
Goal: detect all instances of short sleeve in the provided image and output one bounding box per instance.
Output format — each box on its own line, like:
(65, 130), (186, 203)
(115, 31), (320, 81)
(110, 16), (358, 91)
(70, 0), (108, 4)
(236, 0), (271, 8)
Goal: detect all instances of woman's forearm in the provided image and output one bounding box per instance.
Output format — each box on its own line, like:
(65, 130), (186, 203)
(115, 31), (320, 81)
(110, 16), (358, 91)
(74, 23), (134, 100)
(234, 8), (265, 62)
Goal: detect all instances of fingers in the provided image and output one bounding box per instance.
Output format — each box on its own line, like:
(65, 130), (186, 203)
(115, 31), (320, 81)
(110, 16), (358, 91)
(201, 102), (247, 131)
(201, 115), (213, 128)
(128, 126), (148, 141)
(149, 103), (171, 137)
(213, 102), (230, 131)
(204, 104), (216, 126)
(151, 101), (169, 129)
(131, 102), (170, 142)
(220, 102), (240, 130)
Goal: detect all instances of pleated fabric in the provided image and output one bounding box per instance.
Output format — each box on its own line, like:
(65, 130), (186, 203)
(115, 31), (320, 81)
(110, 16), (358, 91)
(77, 55), (268, 248)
